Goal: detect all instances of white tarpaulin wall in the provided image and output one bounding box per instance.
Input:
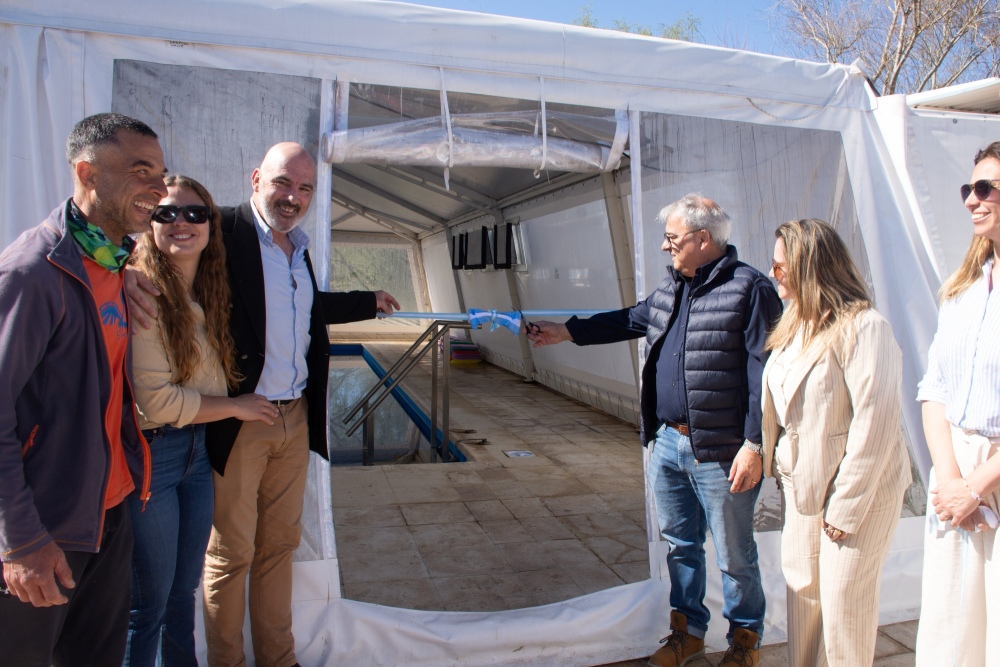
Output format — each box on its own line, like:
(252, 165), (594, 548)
(872, 95), (1000, 482)
(0, 1), (945, 664)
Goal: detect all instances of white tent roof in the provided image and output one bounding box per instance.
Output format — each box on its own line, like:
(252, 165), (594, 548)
(907, 77), (1000, 114)
(1, 0), (868, 110)
(1, 0), (881, 244)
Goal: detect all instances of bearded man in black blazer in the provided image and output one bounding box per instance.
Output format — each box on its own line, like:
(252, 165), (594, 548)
(132, 142), (397, 667)
(211, 143), (398, 667)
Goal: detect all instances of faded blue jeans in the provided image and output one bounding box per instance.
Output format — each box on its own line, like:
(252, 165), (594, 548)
(647, 424), (765, 644)
(125, 424), (214, 667)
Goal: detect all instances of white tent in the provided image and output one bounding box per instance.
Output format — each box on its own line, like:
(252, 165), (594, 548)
(2, 1), (986, 664)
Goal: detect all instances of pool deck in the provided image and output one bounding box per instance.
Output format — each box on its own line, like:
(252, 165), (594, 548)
(331, 343), (649, 611)
(330, 343), (918, 666)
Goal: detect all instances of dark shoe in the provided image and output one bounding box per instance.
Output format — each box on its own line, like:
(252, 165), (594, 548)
(717, 627), (760, 667)
(648, 610), (706, 667)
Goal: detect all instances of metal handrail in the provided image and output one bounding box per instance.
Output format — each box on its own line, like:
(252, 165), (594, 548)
(342, 320), (473, 464)
(342, 321), (446, 426)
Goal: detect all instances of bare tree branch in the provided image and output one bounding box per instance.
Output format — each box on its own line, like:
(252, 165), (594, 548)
(776, 0), (1000, 94)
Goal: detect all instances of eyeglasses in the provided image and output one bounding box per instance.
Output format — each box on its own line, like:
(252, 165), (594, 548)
(771, 259), (786, 281)
(663, 229), (698, 248)
(151, 205), (210, 224)
(960, 179), (1000, 203)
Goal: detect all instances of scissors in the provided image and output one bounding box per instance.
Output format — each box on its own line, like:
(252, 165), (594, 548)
(519, 311), (541, 336)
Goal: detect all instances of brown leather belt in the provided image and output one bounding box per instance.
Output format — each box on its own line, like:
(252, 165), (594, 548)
(664, 421), (690, 436)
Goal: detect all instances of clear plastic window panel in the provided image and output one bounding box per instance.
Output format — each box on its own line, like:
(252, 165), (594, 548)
(329, 244), (421, 315)
(338, 84), (623, 175)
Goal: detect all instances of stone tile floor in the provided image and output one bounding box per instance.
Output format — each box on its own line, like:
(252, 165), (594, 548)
(332, 344), (919, 665)
(596, 619), (918, 666)
(332, 344), (649, 611)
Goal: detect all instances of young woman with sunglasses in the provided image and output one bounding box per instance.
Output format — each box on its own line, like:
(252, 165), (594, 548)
(125, 175), (278, 667)
(915, 143), (1000, 666)
(761, 219), (911, 667)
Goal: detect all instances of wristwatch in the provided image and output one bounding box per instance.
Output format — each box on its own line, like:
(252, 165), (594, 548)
(743, 440), (763, 457)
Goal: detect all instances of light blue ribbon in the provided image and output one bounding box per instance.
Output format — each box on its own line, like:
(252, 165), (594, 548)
(467, 308), (522, 334)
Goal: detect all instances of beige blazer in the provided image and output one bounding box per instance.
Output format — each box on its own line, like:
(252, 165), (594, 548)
(761, 309), (912, 534)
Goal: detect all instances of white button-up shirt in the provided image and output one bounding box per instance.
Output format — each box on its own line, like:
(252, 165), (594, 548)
(250, 199), (313, 401)
(918, 258), (1000, 437)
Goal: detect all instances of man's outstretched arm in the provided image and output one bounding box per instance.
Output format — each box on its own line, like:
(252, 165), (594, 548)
(318, 289), (399, 325)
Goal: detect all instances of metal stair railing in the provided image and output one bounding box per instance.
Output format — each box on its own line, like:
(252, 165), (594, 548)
(342, 320), (473, 465)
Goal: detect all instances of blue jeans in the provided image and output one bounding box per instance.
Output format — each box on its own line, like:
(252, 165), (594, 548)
(647, 425), (765, 643)
(125, 424), (214, 667)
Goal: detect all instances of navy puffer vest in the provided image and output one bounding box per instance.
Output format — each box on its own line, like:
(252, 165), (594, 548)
(639, 248), (771, 462)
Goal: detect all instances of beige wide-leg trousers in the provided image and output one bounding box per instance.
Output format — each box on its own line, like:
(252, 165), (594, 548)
(203, 398), (310, 667)
(914, 427), (1000, 667)
(775, 443), (903, 667)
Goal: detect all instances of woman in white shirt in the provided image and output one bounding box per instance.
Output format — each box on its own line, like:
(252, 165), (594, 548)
(125, 176), (277, 667)
(761, 218), (910, 667)
(915, 142), (1000, 666)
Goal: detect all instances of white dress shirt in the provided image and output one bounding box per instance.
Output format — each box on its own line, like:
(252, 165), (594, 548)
(250, 199), (313, 401)
(917, 258), (1000, 437)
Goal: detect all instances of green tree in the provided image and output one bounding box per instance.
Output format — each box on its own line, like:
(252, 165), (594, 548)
(572, 3), (702, 42)
(574, 3), (599, 28)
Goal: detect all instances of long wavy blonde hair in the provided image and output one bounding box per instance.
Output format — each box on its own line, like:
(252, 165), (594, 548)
(766, 218), (871, 352)
(939, 141), (1000, 302)
(131, 175), (242, 390)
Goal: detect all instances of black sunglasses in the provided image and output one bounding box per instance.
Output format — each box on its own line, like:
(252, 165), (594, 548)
(960, 179), (1000, 203)
(151, 205), (210, 224)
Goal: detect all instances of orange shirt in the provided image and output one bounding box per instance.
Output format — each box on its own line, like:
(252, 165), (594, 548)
(82, 258), (135, 509)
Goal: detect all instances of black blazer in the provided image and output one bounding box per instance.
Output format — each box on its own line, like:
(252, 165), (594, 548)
(204, 202), (377, 475)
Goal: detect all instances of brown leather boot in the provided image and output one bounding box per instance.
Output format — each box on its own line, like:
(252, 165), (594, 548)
(717, 627), (760, 667)
(647, 610), (705, 667)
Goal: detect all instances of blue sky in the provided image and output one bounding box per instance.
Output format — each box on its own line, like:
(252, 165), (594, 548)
(404, 0), (786, 55)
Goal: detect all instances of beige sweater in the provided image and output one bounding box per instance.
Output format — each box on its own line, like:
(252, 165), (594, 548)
(132, 298), (227, 430)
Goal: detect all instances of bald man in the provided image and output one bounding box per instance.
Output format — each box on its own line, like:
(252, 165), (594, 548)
(202, 143), (398, 666)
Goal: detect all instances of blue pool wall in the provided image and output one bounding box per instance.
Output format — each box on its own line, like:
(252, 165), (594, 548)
(330, 344), (466, 462)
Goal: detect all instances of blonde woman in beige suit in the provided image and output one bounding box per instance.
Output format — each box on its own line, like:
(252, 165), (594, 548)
(761, 219), (912, 667)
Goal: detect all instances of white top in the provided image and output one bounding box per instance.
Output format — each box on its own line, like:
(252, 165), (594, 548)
(765, 328), (804, 428)
(250, 199), (314, 401)
(917, 258), (1000, 437)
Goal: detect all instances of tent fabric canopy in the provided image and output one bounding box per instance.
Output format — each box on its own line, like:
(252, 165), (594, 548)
(0, 2), (960, 665)
(1, 0), (869, 110)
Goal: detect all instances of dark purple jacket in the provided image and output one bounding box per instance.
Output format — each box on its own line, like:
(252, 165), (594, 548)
(0, 199), (150, 560)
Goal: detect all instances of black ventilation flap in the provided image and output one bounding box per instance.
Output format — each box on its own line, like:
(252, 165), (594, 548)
(492, 223), (515, 269)
(450, 232), (467, 270)
(464, 226), (490, 269)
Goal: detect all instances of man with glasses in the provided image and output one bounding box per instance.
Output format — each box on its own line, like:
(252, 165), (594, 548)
(528, 194), (781, 667)
(0, 113), (165, 665)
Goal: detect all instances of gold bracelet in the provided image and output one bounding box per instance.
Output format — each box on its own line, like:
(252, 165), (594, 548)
(962, 478), (983, 503)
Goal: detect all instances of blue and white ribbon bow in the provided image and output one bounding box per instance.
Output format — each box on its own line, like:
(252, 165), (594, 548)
(467, 308), (522, 334)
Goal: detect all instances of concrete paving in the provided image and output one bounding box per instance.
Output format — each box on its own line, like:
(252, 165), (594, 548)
(332, 343), (647, 611)
(331, 343), (919, 665)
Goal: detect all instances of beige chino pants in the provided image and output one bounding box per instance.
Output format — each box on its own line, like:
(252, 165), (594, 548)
(203, 397), (310, 667)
